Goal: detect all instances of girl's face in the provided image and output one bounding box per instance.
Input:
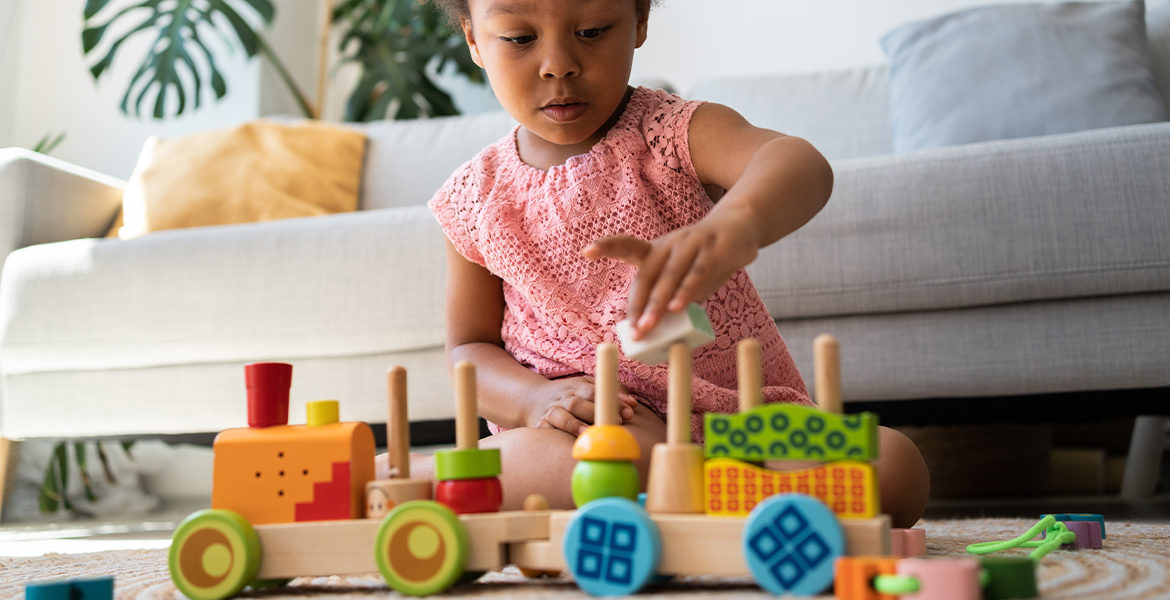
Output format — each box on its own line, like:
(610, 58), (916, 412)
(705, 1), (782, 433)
(463, 0), (647, 151)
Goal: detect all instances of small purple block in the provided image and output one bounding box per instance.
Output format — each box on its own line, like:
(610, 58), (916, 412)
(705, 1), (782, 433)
(1042, 520), (1102, 549)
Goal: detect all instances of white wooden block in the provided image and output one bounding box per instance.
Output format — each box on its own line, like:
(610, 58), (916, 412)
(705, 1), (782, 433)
(617, 303), (715, 364)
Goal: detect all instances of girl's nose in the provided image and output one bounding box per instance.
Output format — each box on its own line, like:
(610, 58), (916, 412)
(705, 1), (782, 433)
(540, 39), (579, 79)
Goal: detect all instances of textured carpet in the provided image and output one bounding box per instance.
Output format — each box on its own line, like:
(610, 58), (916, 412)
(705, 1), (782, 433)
(1, 518), (1167, 599)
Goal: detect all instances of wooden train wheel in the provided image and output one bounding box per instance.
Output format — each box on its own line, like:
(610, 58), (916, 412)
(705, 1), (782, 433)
(168, 509), (260, 600)
(375, 500), (469, 595)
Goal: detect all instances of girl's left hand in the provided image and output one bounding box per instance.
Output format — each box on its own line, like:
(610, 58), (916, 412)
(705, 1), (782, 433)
(583, 206), (759, 340)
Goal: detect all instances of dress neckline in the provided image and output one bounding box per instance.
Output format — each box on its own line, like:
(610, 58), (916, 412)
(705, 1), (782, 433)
(503, 86), (648, 178)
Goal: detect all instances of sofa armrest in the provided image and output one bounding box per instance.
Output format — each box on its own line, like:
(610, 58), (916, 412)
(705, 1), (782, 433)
(749, 121), (1170, 319)
(0, 149), (125, 262)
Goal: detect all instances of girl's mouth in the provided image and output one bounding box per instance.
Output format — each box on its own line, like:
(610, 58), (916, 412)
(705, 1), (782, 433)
(542, 102), (587, 123)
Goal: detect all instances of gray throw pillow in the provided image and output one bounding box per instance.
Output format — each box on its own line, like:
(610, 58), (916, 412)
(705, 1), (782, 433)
(881, 0), (1169, 153)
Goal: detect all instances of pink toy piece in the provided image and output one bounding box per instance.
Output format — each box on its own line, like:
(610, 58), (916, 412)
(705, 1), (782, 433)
(1042, 520), (1102, 549)
(896, 557), (981, 600)
(890, 528), (927, 557)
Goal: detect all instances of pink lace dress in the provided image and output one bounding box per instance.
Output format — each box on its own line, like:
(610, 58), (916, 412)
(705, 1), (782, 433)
(429, 87), (810, 441)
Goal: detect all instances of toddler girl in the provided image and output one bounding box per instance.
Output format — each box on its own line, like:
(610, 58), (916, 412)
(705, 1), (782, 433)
(394, 0), (929, 527)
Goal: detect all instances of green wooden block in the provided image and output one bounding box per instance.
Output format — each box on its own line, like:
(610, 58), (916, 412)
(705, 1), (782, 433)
(980, 556), (1038, 599)
(434, 448), (501, 480)
(704, 403), (878, 461)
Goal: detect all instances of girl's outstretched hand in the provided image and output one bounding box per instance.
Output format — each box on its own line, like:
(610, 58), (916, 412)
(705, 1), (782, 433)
(529, 375), (639, 435)
(583, 207), (759, 340)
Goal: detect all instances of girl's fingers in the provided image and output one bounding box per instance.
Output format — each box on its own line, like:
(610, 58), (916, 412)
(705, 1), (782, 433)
(646, 242), (700, 320)
(549, 406), (590, 436)
(581, 235), (652, 265)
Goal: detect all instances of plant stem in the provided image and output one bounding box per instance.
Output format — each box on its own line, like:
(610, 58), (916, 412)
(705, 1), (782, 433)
(256, 33), (316, 119)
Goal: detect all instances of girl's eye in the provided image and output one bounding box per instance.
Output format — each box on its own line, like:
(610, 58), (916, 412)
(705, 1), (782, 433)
(578, 26), (609, 39)
(501, 35), (535, 45)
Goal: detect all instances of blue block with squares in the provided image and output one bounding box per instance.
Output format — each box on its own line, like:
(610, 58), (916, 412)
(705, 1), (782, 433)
(742, 494), (844, 595)
(564, 497), (662, 596)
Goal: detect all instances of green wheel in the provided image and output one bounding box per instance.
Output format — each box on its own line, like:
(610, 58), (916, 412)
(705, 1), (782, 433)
(168, 509), (261, 600)
(375, 500), (469, 596)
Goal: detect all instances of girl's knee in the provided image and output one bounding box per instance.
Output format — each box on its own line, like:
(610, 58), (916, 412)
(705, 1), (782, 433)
(877, 427), (931, 528)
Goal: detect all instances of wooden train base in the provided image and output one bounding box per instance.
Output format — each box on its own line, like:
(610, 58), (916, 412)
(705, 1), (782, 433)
(168, 332), (912, 598)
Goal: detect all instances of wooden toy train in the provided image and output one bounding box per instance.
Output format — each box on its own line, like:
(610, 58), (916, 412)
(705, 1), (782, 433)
(167, 335), (917, 599)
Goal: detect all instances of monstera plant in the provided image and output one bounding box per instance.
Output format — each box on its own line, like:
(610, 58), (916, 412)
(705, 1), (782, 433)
(81, 0), (483, 121)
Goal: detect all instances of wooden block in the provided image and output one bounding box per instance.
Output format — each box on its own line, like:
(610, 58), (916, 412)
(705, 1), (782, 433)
(896, 557), (981, 600)
(365, 479), (432, 519)
(212, 420), (376, 525)
(25, 576), (114, 600)
(890, 528), (927, 557)
(842, 515), (891, 556)
(462, 510), (559, 571)
(508, 539), (566, 574)
(617, 303), (715, 364)
(704, 458), (879, 519)
(1045, 512), (1107, 538)
(834, 556), (900, 600)
(980, 556), (1038, 600)
(255, 519), (381, 578)
(645, 443), (706, 514)
(705, 403), (879, 462)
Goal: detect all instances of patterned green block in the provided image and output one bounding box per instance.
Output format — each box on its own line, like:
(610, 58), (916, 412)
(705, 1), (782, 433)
(704, 403), (878, 461)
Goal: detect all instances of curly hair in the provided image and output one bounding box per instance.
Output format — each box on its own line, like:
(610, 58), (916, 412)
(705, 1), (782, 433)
(430, 0), (657, 28)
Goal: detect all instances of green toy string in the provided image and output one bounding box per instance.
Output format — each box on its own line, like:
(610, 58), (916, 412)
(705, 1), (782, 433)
(965, 515), (1077, 562)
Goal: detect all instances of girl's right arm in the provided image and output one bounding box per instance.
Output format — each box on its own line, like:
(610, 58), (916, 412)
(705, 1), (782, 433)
(442, 239), (633, 434)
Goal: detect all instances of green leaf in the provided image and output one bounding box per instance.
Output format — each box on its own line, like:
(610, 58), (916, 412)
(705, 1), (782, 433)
(81, 0), (279, 119)
(84, 0), (114, 20)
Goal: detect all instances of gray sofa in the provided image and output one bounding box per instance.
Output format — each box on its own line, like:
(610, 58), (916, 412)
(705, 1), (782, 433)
(2, 22), (1169, 503)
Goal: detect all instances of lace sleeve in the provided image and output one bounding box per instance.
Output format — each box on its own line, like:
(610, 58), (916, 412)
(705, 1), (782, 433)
(642, 90), (705, 179)
(427, 163), (486, 267)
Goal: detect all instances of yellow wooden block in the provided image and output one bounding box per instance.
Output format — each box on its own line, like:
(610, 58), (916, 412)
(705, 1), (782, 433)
(212, 421), (375, 525)
(704, 458), (879, 519)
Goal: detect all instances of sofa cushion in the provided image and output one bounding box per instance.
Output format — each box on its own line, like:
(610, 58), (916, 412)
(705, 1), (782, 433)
(881, 0), (1168, 153)
(746, 121), (1170, 320)
(1150, 0), (1170, 115)
(347, 111), (517, 210)
(113, 120), (366, 239)
(689, 65), (892, 161)
(0, 206), (446, 375)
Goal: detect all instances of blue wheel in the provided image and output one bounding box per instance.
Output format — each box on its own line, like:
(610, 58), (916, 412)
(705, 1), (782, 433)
(564, 497), (661, 596)
(742, 493), (844, 595)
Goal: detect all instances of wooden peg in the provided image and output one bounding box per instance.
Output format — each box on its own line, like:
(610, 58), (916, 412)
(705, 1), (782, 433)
(366, 366), (432, 517)
(646, 342), (705, 514)
(814, 333), (842, 414)
(667, 342), (692, 445)
(738, 338), (762, 412)
(595, 342), (620, 426)
(454, 360), (479, 450)
(386, 366), (411, 479)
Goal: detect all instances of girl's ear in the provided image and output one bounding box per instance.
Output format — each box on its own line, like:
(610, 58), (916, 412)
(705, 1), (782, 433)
(462, 19), (485, 68)
(634, 11), (648, 48)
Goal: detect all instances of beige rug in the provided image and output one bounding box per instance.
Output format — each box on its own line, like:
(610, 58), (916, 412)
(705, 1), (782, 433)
(1, 518), (1167, 599)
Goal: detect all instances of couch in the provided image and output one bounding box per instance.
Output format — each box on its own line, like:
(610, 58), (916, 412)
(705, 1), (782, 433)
(3, 3), (1168, 505)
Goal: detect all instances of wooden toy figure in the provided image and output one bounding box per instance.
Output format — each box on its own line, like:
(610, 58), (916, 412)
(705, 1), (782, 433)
(570, 342), (642, 506)
(433, 361), (504, 514)
(366, 366), (432, 519)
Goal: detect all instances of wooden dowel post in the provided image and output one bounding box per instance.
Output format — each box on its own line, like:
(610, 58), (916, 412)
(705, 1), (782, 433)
(595, 342), (620, 426)
(668, 342), (692, 445)
(814, 334), (843, 414)
(386, 366), (410, 479)
(738, 338), (763, 412)
(454, 360), (479, 450)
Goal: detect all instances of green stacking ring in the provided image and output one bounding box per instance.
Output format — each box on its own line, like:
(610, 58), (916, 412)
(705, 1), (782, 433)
(434, 448), (502, 480)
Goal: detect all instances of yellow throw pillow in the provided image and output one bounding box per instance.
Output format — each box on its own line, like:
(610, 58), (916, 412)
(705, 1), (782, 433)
(112, 120), (366, 239)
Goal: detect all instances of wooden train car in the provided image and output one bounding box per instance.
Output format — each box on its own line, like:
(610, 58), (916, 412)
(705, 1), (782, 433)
(168, 335), (901, 599)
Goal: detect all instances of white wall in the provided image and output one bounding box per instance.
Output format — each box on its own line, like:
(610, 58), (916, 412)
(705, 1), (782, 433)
(6, 0), (261, 180)
(0, 0), (1069, 179)
(632, 0), (1036, 93)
